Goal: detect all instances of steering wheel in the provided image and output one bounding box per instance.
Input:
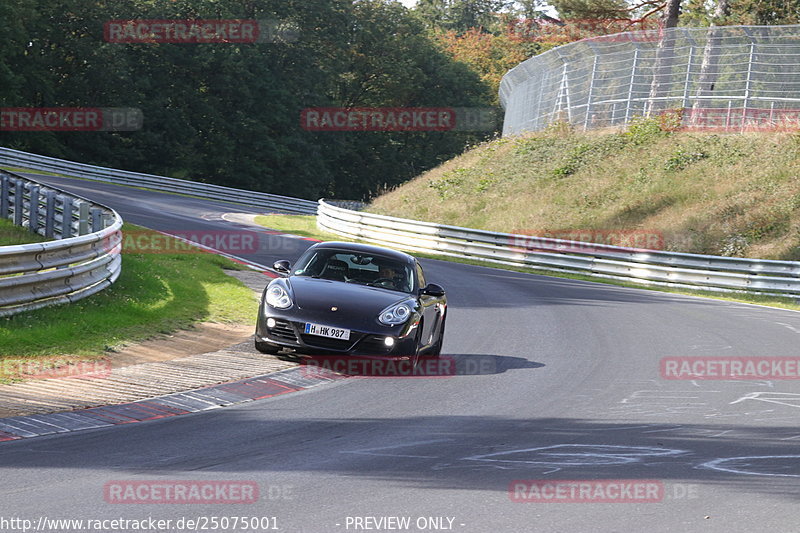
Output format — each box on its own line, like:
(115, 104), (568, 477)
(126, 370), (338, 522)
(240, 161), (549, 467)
(370, 277), (396, 288)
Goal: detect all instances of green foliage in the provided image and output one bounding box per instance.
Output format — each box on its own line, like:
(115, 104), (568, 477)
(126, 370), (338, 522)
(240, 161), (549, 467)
(664, 147), (709, 171)
(413, 0), (512, 33)
(731, 0), (800, 24)
(475, 174), (495, 192)
(429, 167), (470, 198)
(552, 134), (627, 176)
(625, 116), (671, 145)
(0, 0), (494, 201)
(549, 0), (629, 19)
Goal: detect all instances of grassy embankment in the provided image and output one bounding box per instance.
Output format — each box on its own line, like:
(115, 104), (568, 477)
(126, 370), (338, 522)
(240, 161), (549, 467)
(254, 118), (800, 311)
(371, 119), (800, 260)
(0, 221), (257, 377)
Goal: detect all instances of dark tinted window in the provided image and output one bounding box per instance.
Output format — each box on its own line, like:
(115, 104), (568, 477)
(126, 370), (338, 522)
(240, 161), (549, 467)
(292, 249), (413, 292)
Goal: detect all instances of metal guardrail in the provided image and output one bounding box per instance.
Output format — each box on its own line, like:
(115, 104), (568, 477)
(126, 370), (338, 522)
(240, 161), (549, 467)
(318, 200), (800, 296)
(0, 170), (122, 317)
(0, 147), (318, 215)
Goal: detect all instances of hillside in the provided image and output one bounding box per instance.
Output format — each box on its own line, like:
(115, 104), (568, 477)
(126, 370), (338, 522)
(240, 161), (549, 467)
(368, 119), (800, 260)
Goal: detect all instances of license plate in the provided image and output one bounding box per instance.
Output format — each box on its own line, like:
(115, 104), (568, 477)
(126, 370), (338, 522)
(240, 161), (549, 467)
(304, 322), (350, 340)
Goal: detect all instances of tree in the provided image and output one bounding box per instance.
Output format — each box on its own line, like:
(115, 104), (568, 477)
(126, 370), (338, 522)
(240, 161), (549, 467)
(414, 0), (512, 33)
(549, 0), (629, 20)
(660, 0), (681, 27)
(731, 0), (800, 24)
(646, 0), (682, 115)
(0, 0), (494, 201)
(690, 0), (731, 125)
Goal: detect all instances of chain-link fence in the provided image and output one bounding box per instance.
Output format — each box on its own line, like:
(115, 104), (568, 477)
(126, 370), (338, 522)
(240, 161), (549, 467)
(499, 24), (800, 135)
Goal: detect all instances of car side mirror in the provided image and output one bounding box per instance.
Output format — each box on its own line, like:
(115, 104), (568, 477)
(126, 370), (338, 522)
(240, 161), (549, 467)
(273, 260), (291, 274)
(421, 283), (445, 297)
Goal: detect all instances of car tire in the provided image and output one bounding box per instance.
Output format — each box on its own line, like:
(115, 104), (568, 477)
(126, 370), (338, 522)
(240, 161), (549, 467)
(410, 320), (424, 367)
(255, 340), (281, 354)
(428, 317), (446, 357)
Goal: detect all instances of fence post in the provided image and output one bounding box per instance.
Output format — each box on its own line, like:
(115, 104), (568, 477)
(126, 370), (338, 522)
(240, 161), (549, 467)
(553, 63), (568, 122)
(625, 48), (640, 124)
(584, 55), (599, 130)
(78, 201), (90, 235)
(45, 190), (56, 239)
(13, 179), (24, 226)
(91, 207), (103, 232)
(682, 46), (695, 111)
(61, 196), (74, 238)
(564, 63), (573, 123)
(742, 41), (755, 132)
(725, 100), (733, 131)
(0, 175), (8, 219)
(29, 185), (40, 234)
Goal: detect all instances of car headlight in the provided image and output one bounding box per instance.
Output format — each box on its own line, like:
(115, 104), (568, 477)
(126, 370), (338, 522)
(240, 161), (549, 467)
(378, 302), (412, 326)
(266, 282), (293, 309)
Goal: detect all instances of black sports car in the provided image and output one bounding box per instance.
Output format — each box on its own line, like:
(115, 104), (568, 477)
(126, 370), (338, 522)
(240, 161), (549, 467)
(255, 241), (446, 360)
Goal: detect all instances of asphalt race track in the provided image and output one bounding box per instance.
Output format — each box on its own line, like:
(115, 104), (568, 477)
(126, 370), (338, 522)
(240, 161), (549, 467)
(1, 173), (799, 532)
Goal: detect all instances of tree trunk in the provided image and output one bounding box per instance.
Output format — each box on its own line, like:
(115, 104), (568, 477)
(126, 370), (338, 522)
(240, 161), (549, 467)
(690, 0), (731, 126)
(646, 0), (682, 116)
(662, 0), (682, 29)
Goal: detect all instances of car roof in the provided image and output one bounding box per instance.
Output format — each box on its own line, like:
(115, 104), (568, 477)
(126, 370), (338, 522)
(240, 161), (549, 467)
(311, 241), (416, 264)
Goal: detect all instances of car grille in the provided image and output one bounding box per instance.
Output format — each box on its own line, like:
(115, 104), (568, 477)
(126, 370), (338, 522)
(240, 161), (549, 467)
(269, 320), (298, 342)
(299, 334), (357, 351)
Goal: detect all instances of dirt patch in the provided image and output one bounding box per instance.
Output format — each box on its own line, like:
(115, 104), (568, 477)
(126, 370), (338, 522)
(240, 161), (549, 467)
(109, 322), (254, 368)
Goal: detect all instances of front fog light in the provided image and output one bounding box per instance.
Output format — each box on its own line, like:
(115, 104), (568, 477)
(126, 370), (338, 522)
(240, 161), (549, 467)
(267, 318), (276, 328)
(384, 337), (395, 347)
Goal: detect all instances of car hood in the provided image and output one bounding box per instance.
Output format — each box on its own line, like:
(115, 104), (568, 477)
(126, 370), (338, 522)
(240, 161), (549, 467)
(289, 276), (410, 314)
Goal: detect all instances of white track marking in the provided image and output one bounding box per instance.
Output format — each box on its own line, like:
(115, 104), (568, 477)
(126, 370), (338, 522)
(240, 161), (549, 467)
(699, 456), (800, 477)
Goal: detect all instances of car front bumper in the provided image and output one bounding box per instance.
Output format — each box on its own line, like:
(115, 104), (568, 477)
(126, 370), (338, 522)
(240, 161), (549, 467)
(256, 311), (418, 356)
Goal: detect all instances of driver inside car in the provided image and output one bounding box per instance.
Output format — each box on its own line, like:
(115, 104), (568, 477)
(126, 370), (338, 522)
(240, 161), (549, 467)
(375, 265), (401, 289)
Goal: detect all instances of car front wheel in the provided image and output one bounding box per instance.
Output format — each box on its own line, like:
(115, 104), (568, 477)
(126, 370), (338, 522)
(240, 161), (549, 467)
(428, 317), (445, 357)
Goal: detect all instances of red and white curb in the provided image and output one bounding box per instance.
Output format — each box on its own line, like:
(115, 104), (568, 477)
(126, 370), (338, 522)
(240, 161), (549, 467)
(0, 366), (344, 443)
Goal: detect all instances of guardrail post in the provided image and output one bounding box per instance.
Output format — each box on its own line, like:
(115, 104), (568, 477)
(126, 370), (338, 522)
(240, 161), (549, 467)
(13, 179), (24, 226)
(29, 185), (40, 234)
(61, 196), (74, 238)
(45, 190), (56, 239)
(90, 207), (103, 232)
(78, 201), (90, 235)
(0, 175), (8, 219)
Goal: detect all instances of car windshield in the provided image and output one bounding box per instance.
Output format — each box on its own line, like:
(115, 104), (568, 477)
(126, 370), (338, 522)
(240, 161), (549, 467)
(292, 249), (413, 293)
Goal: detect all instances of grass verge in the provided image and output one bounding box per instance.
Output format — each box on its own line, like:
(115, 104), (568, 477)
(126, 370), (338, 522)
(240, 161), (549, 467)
(0, 218), (48, 246)
(0, 224), (258, 373)
(369, 118), (800, 261)
(254, 214), (800, 312)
